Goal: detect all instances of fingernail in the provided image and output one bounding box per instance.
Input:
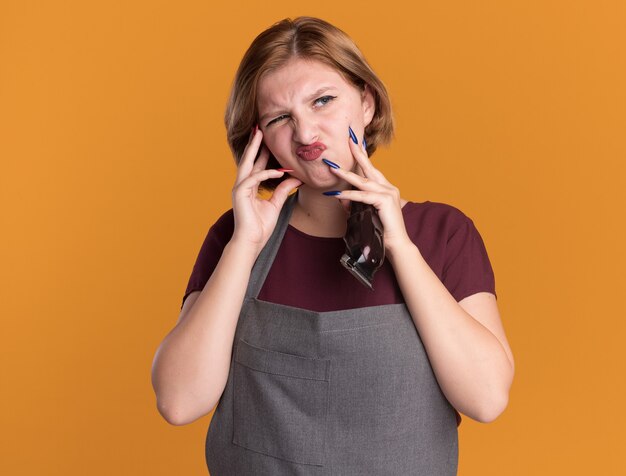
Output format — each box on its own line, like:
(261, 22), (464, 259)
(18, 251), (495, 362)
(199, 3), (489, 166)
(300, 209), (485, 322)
(322, 190), (342, 196)
(276, 168), (293, 172)
(362, 136), (367, 150)
(322, 158), (340, 169)
(348, 126), (358, 144)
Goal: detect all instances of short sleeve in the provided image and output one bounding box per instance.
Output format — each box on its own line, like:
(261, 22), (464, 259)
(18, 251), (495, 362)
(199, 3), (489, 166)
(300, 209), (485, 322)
(181, 209), (235, 309)
(442, 213), (497, 302)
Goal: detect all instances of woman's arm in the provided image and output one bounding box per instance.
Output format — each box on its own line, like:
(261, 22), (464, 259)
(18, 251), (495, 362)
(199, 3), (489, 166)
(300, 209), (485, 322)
(151, 128), (301, 426)
(151, 238), (258, 426)
(326, 130), (514, 424)
(387, 242), (514, 423)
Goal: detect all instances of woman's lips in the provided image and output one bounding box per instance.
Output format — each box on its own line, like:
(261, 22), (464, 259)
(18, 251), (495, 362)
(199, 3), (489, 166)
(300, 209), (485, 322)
(296, 142), (327, 161)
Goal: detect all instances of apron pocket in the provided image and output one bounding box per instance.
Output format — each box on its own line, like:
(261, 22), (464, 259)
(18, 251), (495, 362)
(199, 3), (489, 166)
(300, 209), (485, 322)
(232, 338), (330, 466)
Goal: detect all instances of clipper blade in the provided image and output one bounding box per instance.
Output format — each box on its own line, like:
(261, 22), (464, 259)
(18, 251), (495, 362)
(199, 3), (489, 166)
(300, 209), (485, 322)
(340, 253), (374, 290)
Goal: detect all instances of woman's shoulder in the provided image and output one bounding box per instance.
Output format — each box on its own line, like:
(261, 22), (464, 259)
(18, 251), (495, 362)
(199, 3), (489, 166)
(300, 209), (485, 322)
(401, 199), (485, 252)
(402, 198), (472, 225)
(212, 207), (235, 228)
(197, 207), (235, 248)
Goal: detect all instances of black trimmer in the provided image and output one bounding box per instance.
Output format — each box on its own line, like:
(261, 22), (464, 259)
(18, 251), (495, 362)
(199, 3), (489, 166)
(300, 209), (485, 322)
(340, 197), (385, 290)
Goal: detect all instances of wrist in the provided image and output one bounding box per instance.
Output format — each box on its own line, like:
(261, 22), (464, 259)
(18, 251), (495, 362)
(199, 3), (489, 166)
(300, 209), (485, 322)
(386, 236), (418, 264)
(226, 237), (262, 263)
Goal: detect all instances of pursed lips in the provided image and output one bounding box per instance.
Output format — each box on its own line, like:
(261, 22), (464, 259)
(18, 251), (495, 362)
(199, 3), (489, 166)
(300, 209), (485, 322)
(296, 142), (327, 161)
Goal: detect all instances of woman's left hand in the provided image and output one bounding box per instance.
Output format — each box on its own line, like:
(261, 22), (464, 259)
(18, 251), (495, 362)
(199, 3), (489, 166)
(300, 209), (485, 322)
(324, 128), (413, 256)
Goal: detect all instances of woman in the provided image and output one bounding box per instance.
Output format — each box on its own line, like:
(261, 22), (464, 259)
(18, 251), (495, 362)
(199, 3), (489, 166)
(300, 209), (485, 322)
(152, 16), (514, 475)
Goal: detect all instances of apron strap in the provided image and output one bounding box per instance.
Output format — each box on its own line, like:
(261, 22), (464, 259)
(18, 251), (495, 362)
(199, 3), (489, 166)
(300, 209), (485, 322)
(245, 190), (299, 300)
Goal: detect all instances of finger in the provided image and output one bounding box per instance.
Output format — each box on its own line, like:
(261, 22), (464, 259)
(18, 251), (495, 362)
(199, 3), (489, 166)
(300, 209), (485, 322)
(325, 189), (381, 207)
(251, 144), (270, 174)
(235, 128), (264, 185)
(348, 131), (390, 185)
(237, 131), (263, 179)
(269, 177), (303, 208)
(235, 168), (286, 196)
(328, 165), (389, 193)
(355, 163), (365, 178)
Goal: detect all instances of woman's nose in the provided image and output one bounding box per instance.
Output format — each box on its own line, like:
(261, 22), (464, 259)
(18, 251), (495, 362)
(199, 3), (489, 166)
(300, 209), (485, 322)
(291, 117), (319, 145)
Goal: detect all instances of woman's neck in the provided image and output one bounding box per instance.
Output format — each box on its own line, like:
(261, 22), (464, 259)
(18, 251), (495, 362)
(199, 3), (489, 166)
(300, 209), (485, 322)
(290, 186), (349, 238)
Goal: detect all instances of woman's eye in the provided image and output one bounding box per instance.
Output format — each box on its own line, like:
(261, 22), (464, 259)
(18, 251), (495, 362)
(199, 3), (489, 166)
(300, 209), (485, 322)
(268, 114), (289, 126)
(315, 95), (337, 107)
(266, 96), (336, 126)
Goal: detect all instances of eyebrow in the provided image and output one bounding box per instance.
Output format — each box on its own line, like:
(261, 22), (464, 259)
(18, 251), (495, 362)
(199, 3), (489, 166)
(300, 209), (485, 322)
(258, 86), (337, 123)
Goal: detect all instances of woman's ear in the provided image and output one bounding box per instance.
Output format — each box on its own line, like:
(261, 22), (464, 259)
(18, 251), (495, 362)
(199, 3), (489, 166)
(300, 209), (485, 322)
(361, 84), (376, 127)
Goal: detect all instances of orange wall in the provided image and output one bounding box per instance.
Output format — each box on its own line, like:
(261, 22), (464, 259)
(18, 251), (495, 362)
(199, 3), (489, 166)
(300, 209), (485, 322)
(1, 1), (624, 475)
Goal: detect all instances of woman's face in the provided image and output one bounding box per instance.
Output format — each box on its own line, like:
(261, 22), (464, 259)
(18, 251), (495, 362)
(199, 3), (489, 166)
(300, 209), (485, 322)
(256, 57), (375, 189)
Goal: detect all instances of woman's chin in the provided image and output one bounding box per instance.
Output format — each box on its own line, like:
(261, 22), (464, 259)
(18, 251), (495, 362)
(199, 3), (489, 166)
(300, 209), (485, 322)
(300, 179), (345, 192)
(299, 169), (347, 190)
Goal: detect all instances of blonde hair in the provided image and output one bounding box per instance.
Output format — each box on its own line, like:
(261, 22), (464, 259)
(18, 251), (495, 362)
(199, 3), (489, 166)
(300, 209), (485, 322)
(225, 16), (395, 191)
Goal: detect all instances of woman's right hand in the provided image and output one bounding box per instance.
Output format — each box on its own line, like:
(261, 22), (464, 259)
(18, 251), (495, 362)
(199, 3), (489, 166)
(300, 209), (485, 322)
(230, 127), (302, 257)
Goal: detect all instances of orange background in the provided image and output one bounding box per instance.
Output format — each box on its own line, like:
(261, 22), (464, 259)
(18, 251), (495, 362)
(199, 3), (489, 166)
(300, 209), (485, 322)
(1, 1), (624, 475)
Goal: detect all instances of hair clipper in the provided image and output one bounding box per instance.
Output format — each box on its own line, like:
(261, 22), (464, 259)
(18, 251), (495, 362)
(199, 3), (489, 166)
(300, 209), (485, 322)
(340, 194), (385, 289)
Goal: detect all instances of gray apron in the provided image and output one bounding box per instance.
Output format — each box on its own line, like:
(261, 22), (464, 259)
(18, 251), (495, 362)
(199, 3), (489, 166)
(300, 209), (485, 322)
(205, 191), (459, 475)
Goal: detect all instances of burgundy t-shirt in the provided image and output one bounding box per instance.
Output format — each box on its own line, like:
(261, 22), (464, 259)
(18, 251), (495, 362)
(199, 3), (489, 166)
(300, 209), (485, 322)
(182, 200), (496, 310)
